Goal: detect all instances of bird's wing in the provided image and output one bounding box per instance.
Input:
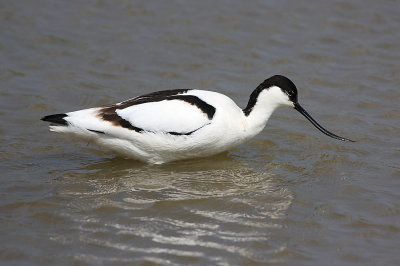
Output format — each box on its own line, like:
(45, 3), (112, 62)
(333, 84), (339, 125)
(97, 90), (216, 135)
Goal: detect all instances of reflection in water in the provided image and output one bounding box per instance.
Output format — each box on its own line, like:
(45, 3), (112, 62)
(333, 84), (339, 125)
(52, 157), (293, 264)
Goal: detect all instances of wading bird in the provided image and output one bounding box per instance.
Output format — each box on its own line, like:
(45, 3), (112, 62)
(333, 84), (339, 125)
(42, 75), (353, 164)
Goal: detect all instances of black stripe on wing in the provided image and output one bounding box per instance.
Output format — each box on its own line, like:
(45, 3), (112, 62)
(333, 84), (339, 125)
(167, 95), (215, 119)
(98, 89), (216, 135)
(117, 89), (190, 108)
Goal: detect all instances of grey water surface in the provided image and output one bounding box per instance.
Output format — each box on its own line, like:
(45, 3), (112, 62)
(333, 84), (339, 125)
(1, 0), (400, 265)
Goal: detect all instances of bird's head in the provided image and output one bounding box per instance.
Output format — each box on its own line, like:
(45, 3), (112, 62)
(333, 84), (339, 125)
(245, 75), (354, 142)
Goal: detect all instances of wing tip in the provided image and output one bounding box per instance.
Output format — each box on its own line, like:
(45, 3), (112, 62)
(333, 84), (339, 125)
(41, 113), (68, 125)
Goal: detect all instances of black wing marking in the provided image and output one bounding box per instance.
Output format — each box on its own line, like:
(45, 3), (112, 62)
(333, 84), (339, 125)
(98, 89), (216, 135)
(118, 89), (190, 108)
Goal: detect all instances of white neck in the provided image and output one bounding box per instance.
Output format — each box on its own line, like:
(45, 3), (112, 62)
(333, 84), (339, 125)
(244, 87), (291, 138)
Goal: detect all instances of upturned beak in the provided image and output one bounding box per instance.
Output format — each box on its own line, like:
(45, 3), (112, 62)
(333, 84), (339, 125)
(293, 103), (354, 142)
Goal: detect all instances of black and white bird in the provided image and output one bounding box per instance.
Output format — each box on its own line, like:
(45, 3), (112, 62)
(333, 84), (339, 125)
(41, 75), (353, 164)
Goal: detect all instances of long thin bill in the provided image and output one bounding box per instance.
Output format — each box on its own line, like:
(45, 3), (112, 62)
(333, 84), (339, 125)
(294, 103), (354, 142)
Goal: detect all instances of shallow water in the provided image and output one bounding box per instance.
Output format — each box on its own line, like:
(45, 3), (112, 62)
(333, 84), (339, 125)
(1, 0), (400, 265)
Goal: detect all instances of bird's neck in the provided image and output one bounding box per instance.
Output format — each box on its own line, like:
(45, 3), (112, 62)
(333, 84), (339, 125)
(242, 89), (282, 137)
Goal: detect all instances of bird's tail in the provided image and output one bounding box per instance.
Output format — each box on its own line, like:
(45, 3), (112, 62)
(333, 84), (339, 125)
(41, 113), (68, 125)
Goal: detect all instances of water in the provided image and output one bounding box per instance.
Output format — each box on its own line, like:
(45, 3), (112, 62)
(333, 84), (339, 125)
(1, 0), (399, 265)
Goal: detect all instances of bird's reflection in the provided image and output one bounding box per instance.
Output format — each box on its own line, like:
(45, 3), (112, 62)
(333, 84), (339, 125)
(51, 149), (294, 264)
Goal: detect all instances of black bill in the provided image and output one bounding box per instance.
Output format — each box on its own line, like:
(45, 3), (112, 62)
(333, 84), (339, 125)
(294, 103), (354, 142)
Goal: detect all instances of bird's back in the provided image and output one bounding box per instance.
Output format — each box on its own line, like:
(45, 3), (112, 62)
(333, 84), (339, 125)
(43, 89), (247, 163)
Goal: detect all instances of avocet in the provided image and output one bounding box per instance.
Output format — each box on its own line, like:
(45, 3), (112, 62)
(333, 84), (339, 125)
(42, 75), (353, 164)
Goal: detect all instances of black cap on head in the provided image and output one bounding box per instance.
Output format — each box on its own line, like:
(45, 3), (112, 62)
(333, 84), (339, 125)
(260, 75), (298, 103)
(244, 75), (298, 116)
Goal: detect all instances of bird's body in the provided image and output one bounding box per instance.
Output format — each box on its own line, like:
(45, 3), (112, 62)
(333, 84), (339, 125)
(42, 75), (353, 164)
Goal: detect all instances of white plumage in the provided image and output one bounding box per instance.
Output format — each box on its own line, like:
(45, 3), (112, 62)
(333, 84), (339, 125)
(42, 75), (353, 164)
(116, 91), (212, 134)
